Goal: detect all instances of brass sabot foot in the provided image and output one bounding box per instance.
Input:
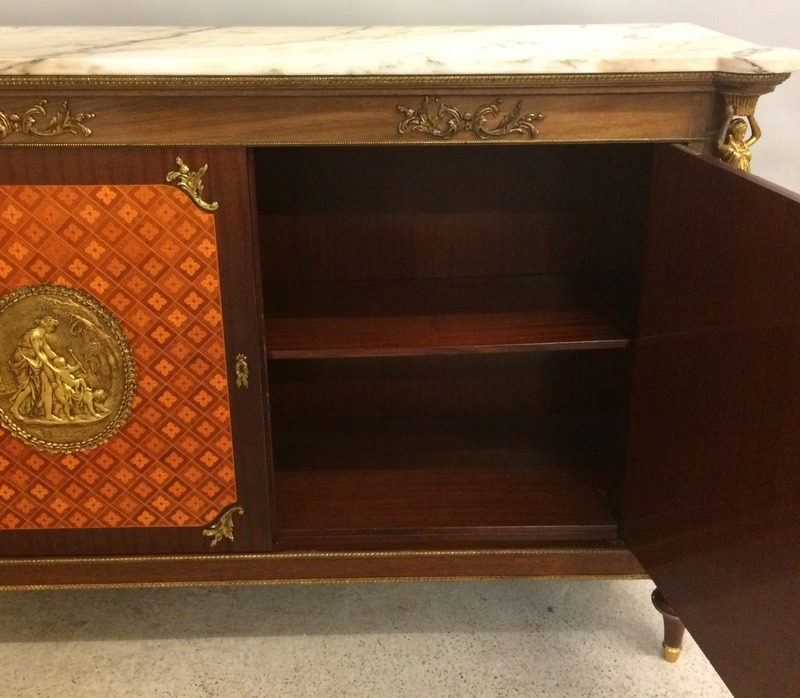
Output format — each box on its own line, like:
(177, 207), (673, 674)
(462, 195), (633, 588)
(662, 643), (682, 663)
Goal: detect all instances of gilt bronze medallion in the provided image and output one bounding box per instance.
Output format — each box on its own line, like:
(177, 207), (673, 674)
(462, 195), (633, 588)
(0, 284), (136, 453)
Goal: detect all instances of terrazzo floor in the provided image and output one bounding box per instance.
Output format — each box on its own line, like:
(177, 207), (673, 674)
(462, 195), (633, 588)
(0, 579), (732, 697)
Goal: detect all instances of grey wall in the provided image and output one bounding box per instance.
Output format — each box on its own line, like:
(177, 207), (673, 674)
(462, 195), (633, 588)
(5, 1), (800, 192)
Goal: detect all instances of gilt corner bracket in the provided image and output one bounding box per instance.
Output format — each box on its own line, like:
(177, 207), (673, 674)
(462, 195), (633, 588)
(202, 505), (245, 547)
(166, 157), (220, 212)
(717, 93), (762, 172)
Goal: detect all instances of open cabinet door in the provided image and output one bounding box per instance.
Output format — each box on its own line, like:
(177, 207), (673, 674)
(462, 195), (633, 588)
(624, 145), (800, 697)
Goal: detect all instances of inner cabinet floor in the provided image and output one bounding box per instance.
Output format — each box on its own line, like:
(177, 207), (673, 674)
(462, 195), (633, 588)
(253, 144), (653, 551)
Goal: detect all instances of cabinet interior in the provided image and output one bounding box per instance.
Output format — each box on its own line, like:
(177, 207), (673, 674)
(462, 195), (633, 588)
(253, 144), (654, 550)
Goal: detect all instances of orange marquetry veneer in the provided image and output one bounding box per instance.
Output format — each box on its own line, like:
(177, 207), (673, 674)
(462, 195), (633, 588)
(0, 183), (237, 530)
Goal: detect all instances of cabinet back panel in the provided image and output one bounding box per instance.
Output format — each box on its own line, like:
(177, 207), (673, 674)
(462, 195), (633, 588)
(255, 145), (652, 282)
(269, 352), (630, 429)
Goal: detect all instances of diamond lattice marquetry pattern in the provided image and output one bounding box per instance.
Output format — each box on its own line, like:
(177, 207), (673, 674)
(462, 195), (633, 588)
(0, 184), (237, 529)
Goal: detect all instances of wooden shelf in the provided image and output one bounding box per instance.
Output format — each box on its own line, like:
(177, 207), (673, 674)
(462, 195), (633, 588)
(265, 275), (636, 359)
(273, 424), (621, 548)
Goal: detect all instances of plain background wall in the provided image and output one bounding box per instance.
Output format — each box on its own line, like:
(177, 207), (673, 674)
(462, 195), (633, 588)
(4, 1), (800, 193)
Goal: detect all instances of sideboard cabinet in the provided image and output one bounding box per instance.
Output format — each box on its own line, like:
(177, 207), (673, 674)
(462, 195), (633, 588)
(1, 25), (799, 697)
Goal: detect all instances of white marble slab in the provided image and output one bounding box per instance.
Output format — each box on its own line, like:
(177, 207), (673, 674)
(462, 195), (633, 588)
(1, 24), (800, 77)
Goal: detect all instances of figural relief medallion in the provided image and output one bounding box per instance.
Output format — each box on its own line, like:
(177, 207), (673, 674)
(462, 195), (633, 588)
(0, 284), (136, 453)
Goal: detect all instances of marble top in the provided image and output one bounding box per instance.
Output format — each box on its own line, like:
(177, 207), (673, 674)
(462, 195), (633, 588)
(2, 24), (800, 77)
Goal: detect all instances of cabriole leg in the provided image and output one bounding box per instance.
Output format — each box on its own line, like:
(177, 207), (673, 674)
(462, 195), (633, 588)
(651, 588), (686, 663)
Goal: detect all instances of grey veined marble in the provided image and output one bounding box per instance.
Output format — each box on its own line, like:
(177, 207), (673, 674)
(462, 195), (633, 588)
(1, 24), (799, 77)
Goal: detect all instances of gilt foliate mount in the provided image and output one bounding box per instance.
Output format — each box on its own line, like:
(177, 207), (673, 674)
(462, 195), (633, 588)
(0, 100), (95, 141)
(202, 505), (245, 547)
(397, 97), (544, 141)
(166, 157), (219, 213)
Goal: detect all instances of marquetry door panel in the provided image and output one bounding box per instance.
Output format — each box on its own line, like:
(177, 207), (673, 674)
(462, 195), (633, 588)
(0, 148), (272, 555)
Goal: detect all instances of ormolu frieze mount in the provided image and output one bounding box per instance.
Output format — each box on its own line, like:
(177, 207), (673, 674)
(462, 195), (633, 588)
(0, 100), (94, 141)
(397, 97), (545, 140)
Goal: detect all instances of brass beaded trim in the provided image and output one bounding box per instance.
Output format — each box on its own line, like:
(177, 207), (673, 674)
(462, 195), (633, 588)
(0, 548), (646, 590)
(0, 547), (636, 566)
(0, 71), (790, 91)
(0, 136), (709, 150)
(0, 574), (649, 592)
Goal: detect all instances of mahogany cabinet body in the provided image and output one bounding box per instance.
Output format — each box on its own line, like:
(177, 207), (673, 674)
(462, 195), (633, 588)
(1, 70), (799, 696)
